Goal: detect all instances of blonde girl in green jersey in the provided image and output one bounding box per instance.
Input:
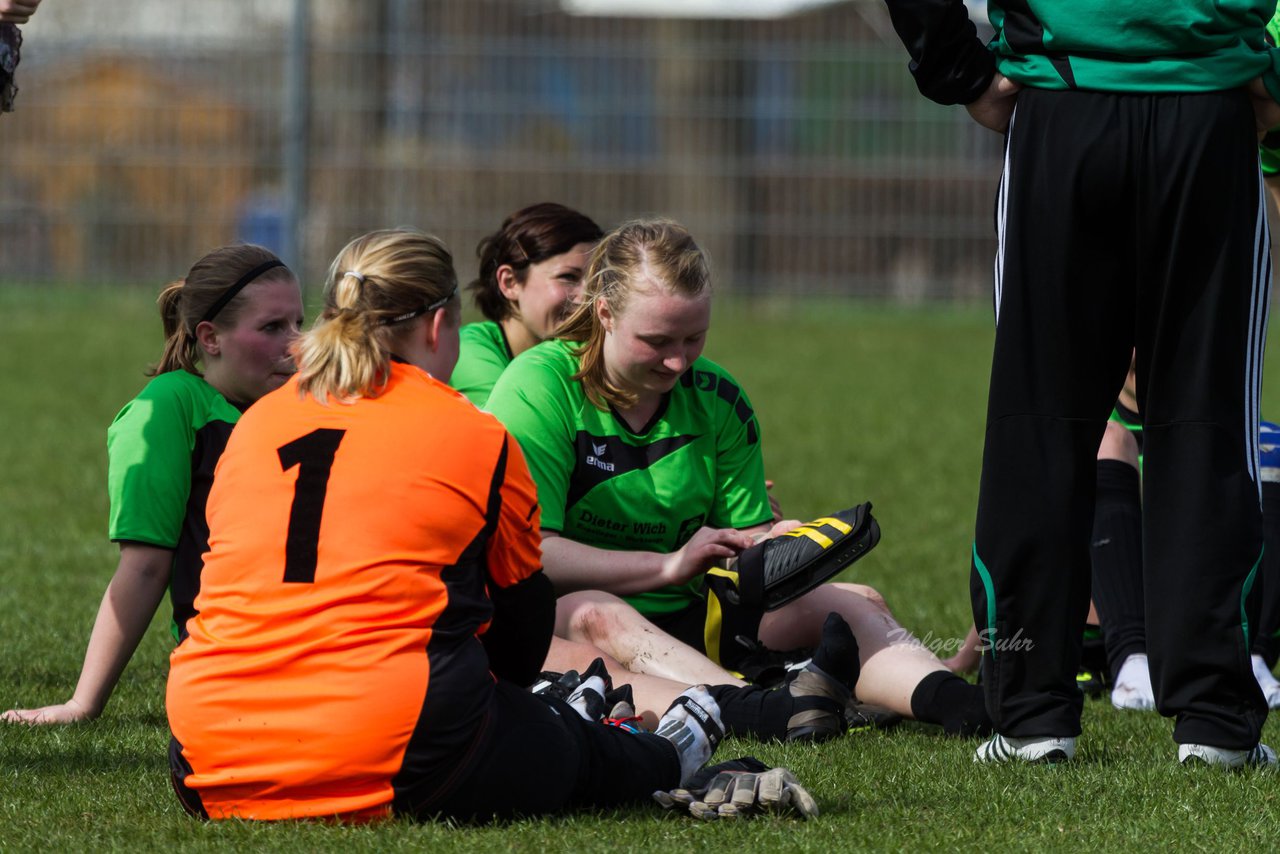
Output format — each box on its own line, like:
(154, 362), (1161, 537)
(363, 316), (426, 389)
(488, 219), (993, 736)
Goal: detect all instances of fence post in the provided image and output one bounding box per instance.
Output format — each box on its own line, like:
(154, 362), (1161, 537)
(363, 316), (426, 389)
(284, 0), (311, 288)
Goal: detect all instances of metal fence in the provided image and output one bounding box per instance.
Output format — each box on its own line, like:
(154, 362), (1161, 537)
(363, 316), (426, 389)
(0, 0), (1005, 300)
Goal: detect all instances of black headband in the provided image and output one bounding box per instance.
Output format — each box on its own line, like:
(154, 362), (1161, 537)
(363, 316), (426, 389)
(382, 284), (458, 326)
(196, 259), (288, 328)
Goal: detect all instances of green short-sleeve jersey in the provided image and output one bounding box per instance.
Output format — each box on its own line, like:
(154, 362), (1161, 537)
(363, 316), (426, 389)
(107, 370), (241, 639)
(451, 321), (514, 407)
(486, 339), (773, 616)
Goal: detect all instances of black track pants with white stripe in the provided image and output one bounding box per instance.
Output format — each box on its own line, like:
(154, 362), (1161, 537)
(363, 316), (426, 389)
(973, 87), (1269, 747)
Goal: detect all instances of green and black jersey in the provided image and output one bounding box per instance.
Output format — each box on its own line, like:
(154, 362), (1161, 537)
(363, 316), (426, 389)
(486, 339), (773, 617)
(884, 0), (1280, 105)
(451, 321), (514, 407)
(107, 370), (242, 641)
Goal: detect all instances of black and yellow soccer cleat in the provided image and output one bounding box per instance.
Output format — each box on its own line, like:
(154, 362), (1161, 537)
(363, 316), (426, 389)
(1076, 668), (1108, 699)
(846, 702), (903, 734)
(734, 503), (880, 612)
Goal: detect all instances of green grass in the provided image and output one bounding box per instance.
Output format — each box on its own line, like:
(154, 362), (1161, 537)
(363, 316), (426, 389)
(4, 287), (1280, 850)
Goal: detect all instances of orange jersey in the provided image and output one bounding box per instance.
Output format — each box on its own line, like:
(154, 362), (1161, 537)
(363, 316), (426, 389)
(167, 362), (542, 820)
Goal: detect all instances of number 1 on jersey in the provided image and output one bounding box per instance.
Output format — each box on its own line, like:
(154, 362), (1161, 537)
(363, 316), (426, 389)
(278, 428), (346, 583)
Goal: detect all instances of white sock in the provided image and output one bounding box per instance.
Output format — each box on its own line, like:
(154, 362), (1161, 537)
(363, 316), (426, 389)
(1252, 654), (1280, 709)
(654, 686), (723, 785)
(1111, 653), (1155, 711)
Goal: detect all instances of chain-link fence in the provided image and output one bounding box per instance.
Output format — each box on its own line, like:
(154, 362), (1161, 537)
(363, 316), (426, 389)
(1, 0), (1005, 300)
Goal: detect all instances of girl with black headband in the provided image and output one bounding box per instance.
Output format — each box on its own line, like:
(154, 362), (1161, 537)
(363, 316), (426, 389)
(3, 245), (302, 725)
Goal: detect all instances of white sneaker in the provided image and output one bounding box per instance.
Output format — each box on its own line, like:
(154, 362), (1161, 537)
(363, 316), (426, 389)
(974, 734), (1076, 764)
(1251, 655), (1280, 709)
(1178, 742), (1277, 769)
(1111, 653), (1155, 711)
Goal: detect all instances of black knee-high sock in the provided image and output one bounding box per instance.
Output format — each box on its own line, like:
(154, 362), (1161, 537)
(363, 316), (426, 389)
(909, 671), (992, 736)
(708, 684), (788, 739)
(1253, 480), (1280, 667)
(1090, 458), (1145, 683)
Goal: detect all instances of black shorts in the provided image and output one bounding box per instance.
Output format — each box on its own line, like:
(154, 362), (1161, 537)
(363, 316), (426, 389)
(170, 681), (680, 824)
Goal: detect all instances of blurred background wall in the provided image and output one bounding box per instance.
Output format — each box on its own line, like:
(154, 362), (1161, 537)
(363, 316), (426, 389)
(0, 0), (1004, 299)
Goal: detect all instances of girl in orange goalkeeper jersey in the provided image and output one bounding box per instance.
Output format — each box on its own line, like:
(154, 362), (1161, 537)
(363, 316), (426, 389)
(165, 228), (724, 823)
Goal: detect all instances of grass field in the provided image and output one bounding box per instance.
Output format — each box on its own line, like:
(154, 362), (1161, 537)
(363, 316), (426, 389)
(5, 286), (1280, 850)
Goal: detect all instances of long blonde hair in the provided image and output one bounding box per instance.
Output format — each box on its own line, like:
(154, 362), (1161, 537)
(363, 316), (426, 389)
(555, 219), (710, 409)
(293, 229), (458, 404)
(149, 244), (292, 376)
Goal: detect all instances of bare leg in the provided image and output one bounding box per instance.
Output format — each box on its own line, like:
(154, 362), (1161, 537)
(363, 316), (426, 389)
(542, 635), (699, 725)
(556, 591), (745, 687)
(758, 582), (949, 717)
(944, 625), (981, 675)
(550, 596), (862, 742)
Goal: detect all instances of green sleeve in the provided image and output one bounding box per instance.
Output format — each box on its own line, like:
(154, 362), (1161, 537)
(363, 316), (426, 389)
(486, 346), (577, 533)
(451, 323), (512, 407)
(709, 377), (772, 531)
(106, 374), (197, 548)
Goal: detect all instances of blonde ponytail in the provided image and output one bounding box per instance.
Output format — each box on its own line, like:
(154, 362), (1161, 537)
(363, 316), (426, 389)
(294, 229), (458, 404)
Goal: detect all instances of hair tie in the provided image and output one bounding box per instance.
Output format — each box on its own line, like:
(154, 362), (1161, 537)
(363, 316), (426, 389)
(343, 271), (366, 284)
(196, 259), (288, 329)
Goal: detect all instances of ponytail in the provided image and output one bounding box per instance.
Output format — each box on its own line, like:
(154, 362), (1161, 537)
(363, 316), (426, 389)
(148, 279), (200, 376)
(294, 272), (393, 404)
(295, 230), (458, 404)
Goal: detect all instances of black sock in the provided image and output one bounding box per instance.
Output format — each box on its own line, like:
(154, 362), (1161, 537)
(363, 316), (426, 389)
(708, 683), (783, 740)
(709, 613), (861, 741)
(1090, 458), (1145, 682)
(910, 670), (992, 736)
(811, 611), (860, 692)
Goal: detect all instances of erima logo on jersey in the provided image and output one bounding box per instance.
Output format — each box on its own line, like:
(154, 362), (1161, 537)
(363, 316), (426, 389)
(586, 442), (615, 472)
(568, 431), (701, 509)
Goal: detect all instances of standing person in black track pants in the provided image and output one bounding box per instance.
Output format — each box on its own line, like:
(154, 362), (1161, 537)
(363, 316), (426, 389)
(882, 0), (1280, 767)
